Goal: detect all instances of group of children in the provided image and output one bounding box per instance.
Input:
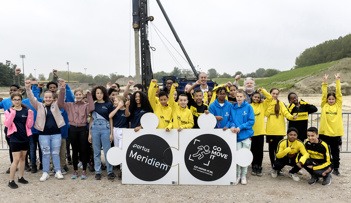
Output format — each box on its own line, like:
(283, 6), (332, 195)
(1, 70), (344, 188)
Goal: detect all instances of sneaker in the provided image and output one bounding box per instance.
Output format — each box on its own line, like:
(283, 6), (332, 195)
(31, 165), (38, 173)
(271, 170), (277, 178)
(8, 180), (18, 189)
(95, 174), (101, 180)
(81, 171), (87, 179)
(256, 167), (263, 177)
(49, 168), (55, 176)
(332, 168), (340, 176)
(251, 166), (257, 176)
(278, 170), (285, 176)
(308, 175), (319, 185)
(55, 171), (64, 179)
(18, 177), (29, 184)
(61, 168), (67, 175)
(236, 176), (241, 185)
(72, 171), (78, 179)
(289, 172), (300, 181)
(108, 173), (116, 180)
(25, 165), (31, 172)
(241, 175), (247, 185)
(322, 174), (332, 186)
(40, 172), (50, 182)
(6, 167), (10, 174)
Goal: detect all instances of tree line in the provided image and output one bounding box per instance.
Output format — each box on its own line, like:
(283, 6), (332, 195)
(295, 33), (351, 68)
(153, 67), (281, 81)
(0, 61), (128, 86)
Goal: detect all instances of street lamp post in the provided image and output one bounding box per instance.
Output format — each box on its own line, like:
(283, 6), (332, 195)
(34, 69), (36, 79)
(84, 68), (87, 75)
(67, 62), (69, 82)
(20, 55), (25, 84)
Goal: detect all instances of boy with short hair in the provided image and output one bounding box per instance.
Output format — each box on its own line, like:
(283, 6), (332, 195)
(303, 127), (332, 185)
(186, 80), (209, 128)
(148, 79), (173, 130)
(271, 127), (309, 182)
(168, 84), (194, 131)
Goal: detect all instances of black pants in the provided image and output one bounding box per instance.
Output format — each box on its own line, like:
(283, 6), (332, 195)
(266, 135), (284, 167)
(319, 135), (341, 169)
(69, 126), (89, 170)
(251, 135), (264, 167)
(273, 156), (300, 174)
(303, 158), (332, 177)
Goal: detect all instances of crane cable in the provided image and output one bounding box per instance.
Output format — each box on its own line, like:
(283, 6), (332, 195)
(150, 22), (189, 64)
(150, 22), (185, 70)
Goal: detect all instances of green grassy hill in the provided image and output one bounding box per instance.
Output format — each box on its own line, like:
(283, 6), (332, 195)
(214, 59), (342, 91)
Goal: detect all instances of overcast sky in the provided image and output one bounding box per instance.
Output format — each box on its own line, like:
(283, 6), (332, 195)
(1, 0), (350, 79)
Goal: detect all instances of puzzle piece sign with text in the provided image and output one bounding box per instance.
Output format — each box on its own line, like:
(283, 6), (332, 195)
(107, 113), (252, 185)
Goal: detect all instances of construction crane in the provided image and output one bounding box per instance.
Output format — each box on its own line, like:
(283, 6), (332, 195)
(132, 0), (201, 91)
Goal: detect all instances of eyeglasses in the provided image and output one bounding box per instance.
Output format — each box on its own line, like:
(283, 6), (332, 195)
(12, 99), (21, 102)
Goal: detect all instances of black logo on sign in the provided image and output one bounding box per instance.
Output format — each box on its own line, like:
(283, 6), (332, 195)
(185, 134), (232, 181)
(126, 134), (173, 181)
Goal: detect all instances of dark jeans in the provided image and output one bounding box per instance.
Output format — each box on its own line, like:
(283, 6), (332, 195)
(319, 135), (341, 169)
(266, 135), (284, 167)
(251, 135), (264, 167)
(273, 156), (300, 174)
(29, 133), (42, 165)
(70, 126), (89, 170)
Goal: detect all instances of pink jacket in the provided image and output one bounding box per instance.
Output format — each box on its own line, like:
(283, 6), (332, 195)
(4, 108), (34, 137)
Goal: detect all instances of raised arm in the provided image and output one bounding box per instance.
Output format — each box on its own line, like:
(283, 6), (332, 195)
(86, 90), (95, 114)
(124, 80), (134, 99)
(168, 83), (178, 109)
(57, 82), (67, 110)
(25, 80), (39, 111)
(187, 80), (201, 93)
(335, 73), (342, 106)
(321, 74), (328, 107)
(148, 79), (158, 110)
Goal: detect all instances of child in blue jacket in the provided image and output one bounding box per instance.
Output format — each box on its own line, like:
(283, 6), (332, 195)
(208, 87), (232, 129)
(225, 89), (255, 185)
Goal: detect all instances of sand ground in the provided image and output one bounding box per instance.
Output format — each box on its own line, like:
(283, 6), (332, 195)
(0, 150), (350, 203)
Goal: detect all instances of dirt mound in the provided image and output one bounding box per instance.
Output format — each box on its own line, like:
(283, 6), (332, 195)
(287, 58), (351, 95)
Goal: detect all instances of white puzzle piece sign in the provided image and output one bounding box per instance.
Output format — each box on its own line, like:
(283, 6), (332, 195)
(106, 113), (253, 185)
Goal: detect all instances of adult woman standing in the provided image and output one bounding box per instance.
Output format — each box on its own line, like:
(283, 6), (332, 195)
(88, 86), (115, 180)
(25, 80), (65, 182)
(58, 80), (94, 179)
(5, 93), (33, 188)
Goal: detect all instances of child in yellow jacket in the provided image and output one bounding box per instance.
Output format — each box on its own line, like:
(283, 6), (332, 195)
(168, 84), (194, 131)
(271, 127), (309, 181)
(250, 88), (272, 176)
(319, 73), (343, 176)
(148, 79), (173, 130)
(265, 88), (297, 171)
